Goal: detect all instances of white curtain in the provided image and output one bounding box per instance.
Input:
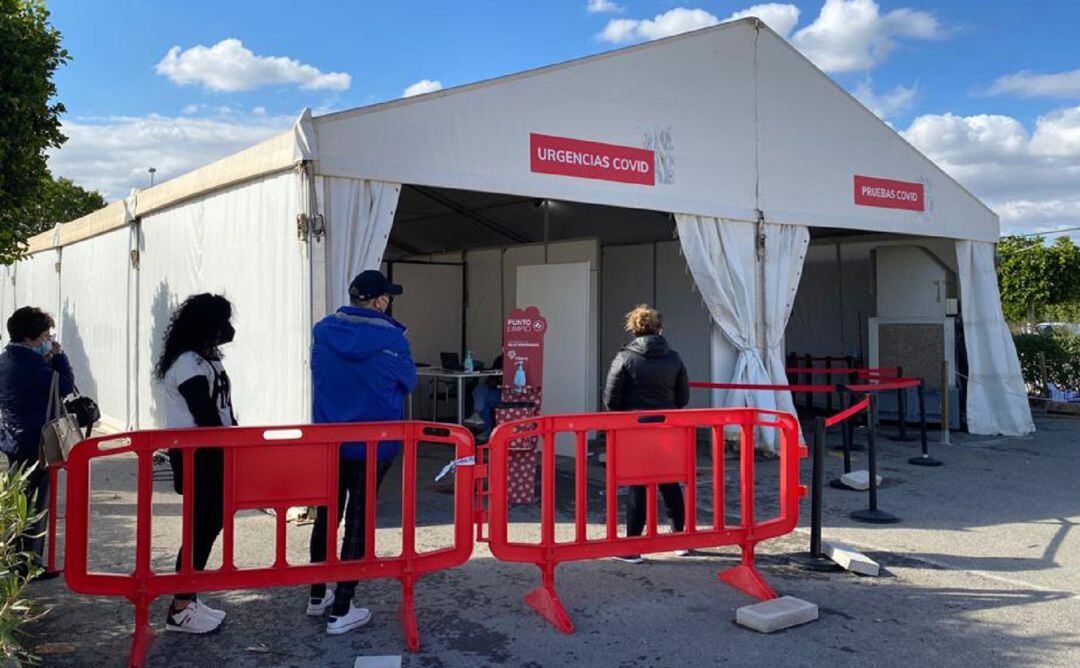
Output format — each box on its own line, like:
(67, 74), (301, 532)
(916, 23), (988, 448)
(325, 178), (401, 308)
(763, 223), (810, 418)
(675, 215), (809, 450)
(956, 240), (1035, 435)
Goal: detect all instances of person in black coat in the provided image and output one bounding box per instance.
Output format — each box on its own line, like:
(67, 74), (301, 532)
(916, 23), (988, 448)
(603, 305), (689, 563)
(0, 307), (75, 571)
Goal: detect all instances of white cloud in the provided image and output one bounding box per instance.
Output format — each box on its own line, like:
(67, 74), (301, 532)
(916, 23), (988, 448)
(989, 68), (1080, 99)
(181, 104), (201, 115)
(155, 38), (350, 92)
(791, 0), (946, 73)
(852, 80), (917, 120)
(586, 0), (621, 13)
(596, 1), (942, 73)
(726, 3), (801, 39)
(47, 110), (294, 201)
(402, 79), (443, 98)
(902, 106), (1080, 233)
(598, 7), (720, 43)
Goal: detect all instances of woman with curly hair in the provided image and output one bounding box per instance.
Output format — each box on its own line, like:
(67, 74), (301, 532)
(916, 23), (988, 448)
(603, 304), (690, 564)
(154, 293), (237, 634)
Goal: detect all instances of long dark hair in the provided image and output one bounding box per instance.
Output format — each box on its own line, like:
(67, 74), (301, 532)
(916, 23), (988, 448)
(154, 293), (233, 380)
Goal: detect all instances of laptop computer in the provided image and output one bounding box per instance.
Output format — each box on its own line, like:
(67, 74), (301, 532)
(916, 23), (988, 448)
(440, 352), (462, 371)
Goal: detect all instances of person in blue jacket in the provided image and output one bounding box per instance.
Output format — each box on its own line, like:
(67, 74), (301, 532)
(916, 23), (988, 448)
(0, 307), (75, 576)
(306, 269), (417, 636)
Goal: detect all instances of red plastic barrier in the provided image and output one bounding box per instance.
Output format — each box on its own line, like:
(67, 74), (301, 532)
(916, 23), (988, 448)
(64, 422), (475, 667)
(46, 462), (64, 575)
(486, 408), (805, 634)
(825, 397), (871, 428)
(689, 381), (835, 393)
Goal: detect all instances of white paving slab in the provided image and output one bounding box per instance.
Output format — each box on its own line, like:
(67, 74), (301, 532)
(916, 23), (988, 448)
(736, 596), (819, 633)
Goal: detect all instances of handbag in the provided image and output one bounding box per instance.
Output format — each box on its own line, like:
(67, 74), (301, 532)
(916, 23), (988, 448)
(39, 371), (85, 466)
(64, 386), (100, 437)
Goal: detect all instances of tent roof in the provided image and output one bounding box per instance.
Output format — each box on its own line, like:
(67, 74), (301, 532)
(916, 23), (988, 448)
(26, 18), (998, 256)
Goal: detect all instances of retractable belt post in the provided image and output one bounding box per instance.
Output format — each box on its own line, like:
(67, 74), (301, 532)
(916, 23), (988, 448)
(790, 416), (841, 571)
(909, 378), (943, 467)
(851, 393), (900, 524)
(891, 365), (914, 442)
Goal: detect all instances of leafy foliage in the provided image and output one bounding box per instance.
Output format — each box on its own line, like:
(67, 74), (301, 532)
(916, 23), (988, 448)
(1014, 330), (1080, 394)
(0, 0), (70, 263)
(1, 463), (46, 666)
(16, 174), (106, 238)
(998, 236), (1080, 325)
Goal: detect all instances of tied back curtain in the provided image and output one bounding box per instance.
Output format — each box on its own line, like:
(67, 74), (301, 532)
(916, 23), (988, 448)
(325, 178), (401, 309)
(956, 240), (1035, 435)
(762, 223), (810, 418)
(675, 214), (808, 451)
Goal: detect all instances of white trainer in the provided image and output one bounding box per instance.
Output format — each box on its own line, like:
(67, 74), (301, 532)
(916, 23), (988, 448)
(674, 549), (692, 557)
(326, 603), (372, 635)
(307, 589), (336, 616)
(165, 602), (223, 634)
(193, 598), (226, 620)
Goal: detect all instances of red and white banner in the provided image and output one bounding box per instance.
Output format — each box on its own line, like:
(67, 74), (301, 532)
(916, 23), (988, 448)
(530, 133), (655, 186)
(853, 175), (925, 212)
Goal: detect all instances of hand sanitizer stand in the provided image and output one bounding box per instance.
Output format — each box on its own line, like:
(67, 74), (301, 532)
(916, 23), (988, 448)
(497, 307), (547, 505)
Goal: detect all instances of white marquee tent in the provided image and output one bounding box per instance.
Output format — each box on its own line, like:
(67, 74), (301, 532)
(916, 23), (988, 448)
(5, 19), (1033, 440)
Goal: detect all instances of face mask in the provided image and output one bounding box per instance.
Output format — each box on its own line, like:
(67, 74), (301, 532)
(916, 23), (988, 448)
(34, 340), (52, 356)
(217, 322), (235, 345)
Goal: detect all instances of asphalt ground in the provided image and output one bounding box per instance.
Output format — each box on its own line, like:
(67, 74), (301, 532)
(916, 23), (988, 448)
(17, 413), (1080, 667)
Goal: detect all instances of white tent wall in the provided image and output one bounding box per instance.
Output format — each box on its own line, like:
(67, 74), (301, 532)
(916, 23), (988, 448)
(388, 262), (464, 369)
(136, 170), (307, 428)
(312, 23), (759, 223)
(956, 241), (1034, 435)
(755, 29), (997, 241)
(58, 227), (133, 430)
(13, 249), (60, 314)
(0, 265), (14, 323)
(600, 241), (712, 409)
(464, 248), (503, 363)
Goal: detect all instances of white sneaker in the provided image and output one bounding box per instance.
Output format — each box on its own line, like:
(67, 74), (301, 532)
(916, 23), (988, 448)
(307, 589), (335, 616)
(611, 554), (645, 564)
(165, 602), (223, 634)
(674, 549), (692, 557)
(326, 603), (372, 635)
(193, 598), (226, 620)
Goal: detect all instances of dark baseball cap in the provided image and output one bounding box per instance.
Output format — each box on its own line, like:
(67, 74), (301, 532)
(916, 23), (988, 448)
(349, 270), (403, 301)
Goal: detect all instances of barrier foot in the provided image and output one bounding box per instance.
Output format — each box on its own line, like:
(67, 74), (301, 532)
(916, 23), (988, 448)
(525, 565), (574, 634)
(908, 454), (943, 467)
(128, 597), (153, 668)
(851, 508), (901, 524)
(399, 578), (420, 652)
(718, 564), (777, 601)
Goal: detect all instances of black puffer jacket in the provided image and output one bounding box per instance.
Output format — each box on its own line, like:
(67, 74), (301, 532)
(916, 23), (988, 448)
(603, 335), (690, 411)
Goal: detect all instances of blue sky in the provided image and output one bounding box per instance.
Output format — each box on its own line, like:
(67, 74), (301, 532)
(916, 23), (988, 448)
(45, 1), (1080, 235)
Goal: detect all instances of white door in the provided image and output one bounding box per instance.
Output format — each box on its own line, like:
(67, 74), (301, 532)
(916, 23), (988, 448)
(517, 262), (592, 455)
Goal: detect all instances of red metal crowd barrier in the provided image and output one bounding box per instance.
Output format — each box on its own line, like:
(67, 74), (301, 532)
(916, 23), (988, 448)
(485, 408), (805, 634)
(63, 421), (475, 667)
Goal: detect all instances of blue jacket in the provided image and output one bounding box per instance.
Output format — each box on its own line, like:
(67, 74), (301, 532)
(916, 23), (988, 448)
(311, 306), (417, 460)
(0, 345), (76, 460)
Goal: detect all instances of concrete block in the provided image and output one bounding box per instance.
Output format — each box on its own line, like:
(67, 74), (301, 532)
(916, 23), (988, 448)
(840, 469), (882, 491)
(736, 596), (818, 633)
(823, 541), (880, 576)
(354, 657), (401, 668)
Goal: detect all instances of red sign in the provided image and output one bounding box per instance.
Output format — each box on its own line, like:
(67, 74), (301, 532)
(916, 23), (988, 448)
(530, 133), (655, 186)
(503, 306), (547, 390)
(853, 175), (925, 212)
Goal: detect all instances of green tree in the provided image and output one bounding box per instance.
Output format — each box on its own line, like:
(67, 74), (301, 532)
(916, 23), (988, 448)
(0, 0), (69, 261)
(19, 173), (106, 237)
(998, 235), (1080, 326)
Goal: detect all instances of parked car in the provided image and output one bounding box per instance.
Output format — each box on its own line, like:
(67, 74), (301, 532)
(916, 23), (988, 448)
(1034, 322), (1080, 335)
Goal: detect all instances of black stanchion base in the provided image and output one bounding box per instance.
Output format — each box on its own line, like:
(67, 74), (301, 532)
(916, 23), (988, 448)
(789, 554), (843, 572)
(829, 478), (861, 491)
(909, 455), (944, 467)
(851, 508), (901, 524)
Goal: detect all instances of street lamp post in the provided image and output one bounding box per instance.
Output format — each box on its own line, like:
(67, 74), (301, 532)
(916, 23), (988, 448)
(148, 167), (157, 187)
